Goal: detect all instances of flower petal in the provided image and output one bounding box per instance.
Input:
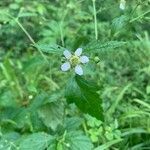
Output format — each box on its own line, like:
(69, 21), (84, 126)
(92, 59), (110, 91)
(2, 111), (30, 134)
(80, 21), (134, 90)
(119, 0), (126, 10)
(75, 65), (83, 75)
(75, 48), (82, 56)
(63, 50), (72, 59)
(119, 3), (125, 10)
(61, 62), (71, 71)
(80, 55), (89, 64)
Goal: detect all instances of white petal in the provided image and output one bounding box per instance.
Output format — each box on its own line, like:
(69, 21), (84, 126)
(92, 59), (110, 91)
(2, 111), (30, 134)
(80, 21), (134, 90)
(75, 48), (82, 56)
(61, 62), (71, 71)
(119, 0), (126, 10)
(75, 65), (83, 76)
(63, 50), (72, 59)
(120, 3), (125, 10)
(80, 56), (89, 64)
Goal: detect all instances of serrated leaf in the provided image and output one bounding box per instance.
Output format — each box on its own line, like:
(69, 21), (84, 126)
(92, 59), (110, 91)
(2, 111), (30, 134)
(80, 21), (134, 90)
(0, 132), (20, 150)
(28, 93), (47, 111)
(35, 44), (65, 54)
(84, 40), (126, 53)
(65, 75), (103, 120)
(64, 131), (93, 150)
(111, 15), (129, 34)
(64, 117), (83, 131)
(38, 101), (64, 131)
(19, 132), (54, 150)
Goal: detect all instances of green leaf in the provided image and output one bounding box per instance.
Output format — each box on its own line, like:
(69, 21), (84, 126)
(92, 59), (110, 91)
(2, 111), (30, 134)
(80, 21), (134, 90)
(64, 117), (83, 131)
(133, 99), (150, 109)
(47, 131), (93, 150)
(18, 12), (37, 18)
(23, 55), (46, 73)
(0, 10), (11, 22)
(19, 132), (54, 150)
(0, 91), (17, 108)
(84, 40), (126, 53)
(65, 75), (104, 120)
(111, 15), (129, 34)
(65, 131), (93, 150)
(146, 85), (150, 94)
(94, 139), (123, 150)
(35, 44), (65, 54)
(129, 140), (150, 150)
(0, 132), (20, 150)
(107, 83), (131, 116)
(122, 128), (148, 137)
(38, 101), (64, 131)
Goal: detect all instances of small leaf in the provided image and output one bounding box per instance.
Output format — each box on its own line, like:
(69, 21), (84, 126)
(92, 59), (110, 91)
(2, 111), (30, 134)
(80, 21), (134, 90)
(111, 15), (129, 34)
(65, 76), (104, 120)
(35, 44), (65, 54)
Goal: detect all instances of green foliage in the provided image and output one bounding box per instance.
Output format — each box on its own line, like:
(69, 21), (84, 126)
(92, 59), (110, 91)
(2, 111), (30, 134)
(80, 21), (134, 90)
(63, 131), (93, 150)
(95, 139), (123, 150)
(35, 44), (65, 54)
(19, 132), (54, 150)
(38, 101), (64, 131)
(0, 0), (150, 149)
(65, 76), (103, 120)
(85, 40), (126, 53)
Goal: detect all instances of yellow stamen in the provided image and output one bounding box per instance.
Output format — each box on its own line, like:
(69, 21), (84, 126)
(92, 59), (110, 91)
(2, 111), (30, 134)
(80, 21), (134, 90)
(70, 55), (80, 66)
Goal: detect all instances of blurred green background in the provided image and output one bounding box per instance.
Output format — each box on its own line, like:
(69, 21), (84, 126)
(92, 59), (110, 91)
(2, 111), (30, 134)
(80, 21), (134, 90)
(0, 0), (150, 149)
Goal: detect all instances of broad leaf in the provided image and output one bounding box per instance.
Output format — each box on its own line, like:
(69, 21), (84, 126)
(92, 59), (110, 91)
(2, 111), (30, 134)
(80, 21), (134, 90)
(38, 101), (64, 131)
(47, 131), (93, 150)
(65, 131), (93, 150)
(64, 117), (83, 131)
(19, 132), (54, 150)
(65, 75), (104, 120)
(0, 132), (20, 150)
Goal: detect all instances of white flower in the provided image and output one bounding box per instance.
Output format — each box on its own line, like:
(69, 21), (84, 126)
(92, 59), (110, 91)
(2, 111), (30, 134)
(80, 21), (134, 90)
(119, 0), (126, 10)
(61, 48), (89, 75)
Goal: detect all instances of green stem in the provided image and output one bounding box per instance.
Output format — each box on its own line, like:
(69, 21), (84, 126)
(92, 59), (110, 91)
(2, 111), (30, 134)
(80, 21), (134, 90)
(15, 19), (48, 62)
(130, 10), (150, 23)
(59, 22), (65, 47)
(92, 0), (98, 40)
(6, 13), (48, 63)
(15, 19), (36, 44)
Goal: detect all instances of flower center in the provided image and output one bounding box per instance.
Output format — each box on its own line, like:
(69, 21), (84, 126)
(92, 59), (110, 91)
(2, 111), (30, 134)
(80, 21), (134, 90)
(70, 55), (80, 66)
